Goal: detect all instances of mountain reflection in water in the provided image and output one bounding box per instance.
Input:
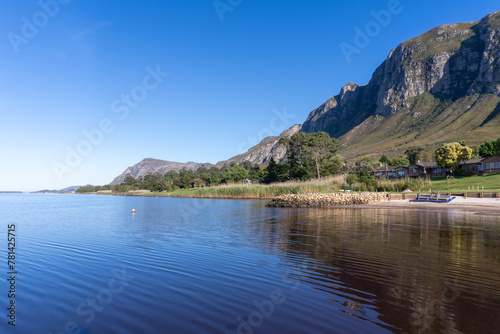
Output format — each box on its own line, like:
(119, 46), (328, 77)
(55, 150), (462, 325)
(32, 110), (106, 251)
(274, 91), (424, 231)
(255, 207), (500, 334)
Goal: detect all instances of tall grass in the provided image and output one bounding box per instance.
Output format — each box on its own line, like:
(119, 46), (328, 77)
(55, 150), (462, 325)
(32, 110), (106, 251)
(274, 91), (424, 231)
(164, 175), (347, 199)
(352, 178), (432, 192)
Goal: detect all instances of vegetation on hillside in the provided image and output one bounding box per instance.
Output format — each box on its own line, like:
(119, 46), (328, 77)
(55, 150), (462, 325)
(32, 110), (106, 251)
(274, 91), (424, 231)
(77, 135), (500, 196)
(77, 132), (345, 194)
(339, 93), (500, 160)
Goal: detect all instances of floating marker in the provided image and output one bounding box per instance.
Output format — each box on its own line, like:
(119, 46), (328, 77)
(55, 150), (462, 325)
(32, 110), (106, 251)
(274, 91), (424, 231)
(132, 209), (136, 213)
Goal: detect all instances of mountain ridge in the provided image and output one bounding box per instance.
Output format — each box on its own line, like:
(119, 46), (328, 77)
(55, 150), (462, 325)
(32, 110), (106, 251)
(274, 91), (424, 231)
(110, 159), (213, 185)
(224, 11), (499, 164)
(109, 12), (500, 183)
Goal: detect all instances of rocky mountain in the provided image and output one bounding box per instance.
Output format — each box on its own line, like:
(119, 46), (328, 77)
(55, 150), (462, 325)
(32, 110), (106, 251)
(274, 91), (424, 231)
(111, 125), (301, 184)
(230, 11), (500, 161)
(216, 124), (301, 167)
(110, 12), (500, 184)
(314, 11), (500, 158)
(110, 159), (213, 185)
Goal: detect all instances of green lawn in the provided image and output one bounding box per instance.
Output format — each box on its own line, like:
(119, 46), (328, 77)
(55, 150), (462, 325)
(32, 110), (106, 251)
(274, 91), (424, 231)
(425, 173), (500, 193)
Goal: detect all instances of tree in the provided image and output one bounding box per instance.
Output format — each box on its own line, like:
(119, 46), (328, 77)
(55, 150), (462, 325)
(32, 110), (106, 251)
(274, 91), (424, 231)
(320, 155), (343, 177)
(478, 138), (500, 157)
(279, 132), (340, 179)
(208, 167), (223, 185)
(141, 172), (169, 192)
(263, 158), (281, 183)
(434, 142), (472, 173)
(248, 166), (264, 181)
(240, 161), (254, 170)
(196, 166), (210, 185)
(389, 157), (410, 166)
(457, 145), (473, 165)
(352, 158), (376, 179)
(287, 150), (313, 180)
(123, 174), (139, 186)
(405, 148), (424, 164)
(193, 178), (206, 188)
(263, 158), (290, 183)
(379, 155), (390, 165)
(179, 169), (195, 188)
(275, 163), (291, 182)
(345, 158), (376, 189)
(224, 165), (249, 183)
(307, 132), (340, 179)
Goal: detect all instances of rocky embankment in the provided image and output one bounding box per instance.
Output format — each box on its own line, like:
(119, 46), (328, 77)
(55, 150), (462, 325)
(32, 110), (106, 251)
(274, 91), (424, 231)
(267, 192), (388, 207)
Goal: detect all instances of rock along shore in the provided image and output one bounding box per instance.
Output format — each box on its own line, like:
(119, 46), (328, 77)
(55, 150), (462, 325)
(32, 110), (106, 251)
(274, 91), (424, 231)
(267, 192), (388, 208)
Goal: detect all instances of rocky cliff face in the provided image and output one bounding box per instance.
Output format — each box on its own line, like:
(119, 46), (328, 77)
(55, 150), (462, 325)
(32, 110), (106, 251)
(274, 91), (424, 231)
(110, 159), (213, 185)
(302, 12), (500, 139)
(216, 124), (301, 167)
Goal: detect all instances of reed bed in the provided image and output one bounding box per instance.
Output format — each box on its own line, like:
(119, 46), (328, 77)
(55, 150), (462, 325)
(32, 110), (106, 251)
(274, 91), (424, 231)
(353, 178), (432, 192)
(165, 175), (347, 199)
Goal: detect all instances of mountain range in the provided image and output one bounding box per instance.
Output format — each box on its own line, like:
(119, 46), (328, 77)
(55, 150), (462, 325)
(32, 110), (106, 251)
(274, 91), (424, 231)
(33, 185), (83, 194)
(110, 159), (213, 185)
(110, 11), (500, 184)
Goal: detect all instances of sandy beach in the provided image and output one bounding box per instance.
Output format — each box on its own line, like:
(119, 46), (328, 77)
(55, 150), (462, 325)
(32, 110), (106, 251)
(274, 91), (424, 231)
(367, 196), (500, 211)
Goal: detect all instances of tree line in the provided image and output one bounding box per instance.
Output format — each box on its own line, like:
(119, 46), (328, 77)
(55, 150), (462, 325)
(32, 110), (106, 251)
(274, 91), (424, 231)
(77, 132), (342, 193)
(76, 135), (500, 194)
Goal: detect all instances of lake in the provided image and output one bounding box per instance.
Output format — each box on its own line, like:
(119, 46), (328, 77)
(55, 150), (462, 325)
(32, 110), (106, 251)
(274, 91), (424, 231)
(1, 194), (499, 333)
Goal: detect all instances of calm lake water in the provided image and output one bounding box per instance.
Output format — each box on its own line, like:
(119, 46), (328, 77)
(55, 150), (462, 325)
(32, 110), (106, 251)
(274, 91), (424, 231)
(1, 194), (500, 334)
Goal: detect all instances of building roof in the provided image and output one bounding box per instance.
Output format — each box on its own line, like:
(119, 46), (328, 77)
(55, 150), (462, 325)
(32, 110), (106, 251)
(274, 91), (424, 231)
(413, 162), (438, 168)
(461, 158), (483, 164)
(374, 165), (399, 172)
(482, 154), (500, 162)
(376, 158), (488, 173)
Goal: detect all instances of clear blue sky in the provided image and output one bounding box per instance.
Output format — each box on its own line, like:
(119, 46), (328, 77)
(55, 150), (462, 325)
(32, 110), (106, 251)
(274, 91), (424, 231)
(1, 0), (498, 191)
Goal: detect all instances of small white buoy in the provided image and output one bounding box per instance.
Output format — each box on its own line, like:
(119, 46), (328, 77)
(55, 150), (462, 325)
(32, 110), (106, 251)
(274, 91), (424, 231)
(132, 209), (136, 213)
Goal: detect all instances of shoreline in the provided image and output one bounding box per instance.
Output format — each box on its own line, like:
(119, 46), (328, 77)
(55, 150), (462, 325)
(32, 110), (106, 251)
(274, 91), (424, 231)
(74, 192), (500, 210)
(83, 191), (275, 200)
(364, 197), (500, 211)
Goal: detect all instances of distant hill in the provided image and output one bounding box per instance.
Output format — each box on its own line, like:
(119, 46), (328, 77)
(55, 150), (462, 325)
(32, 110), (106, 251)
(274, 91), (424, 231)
(33, 185), (82, 194)
(110, 158), (213, 185)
